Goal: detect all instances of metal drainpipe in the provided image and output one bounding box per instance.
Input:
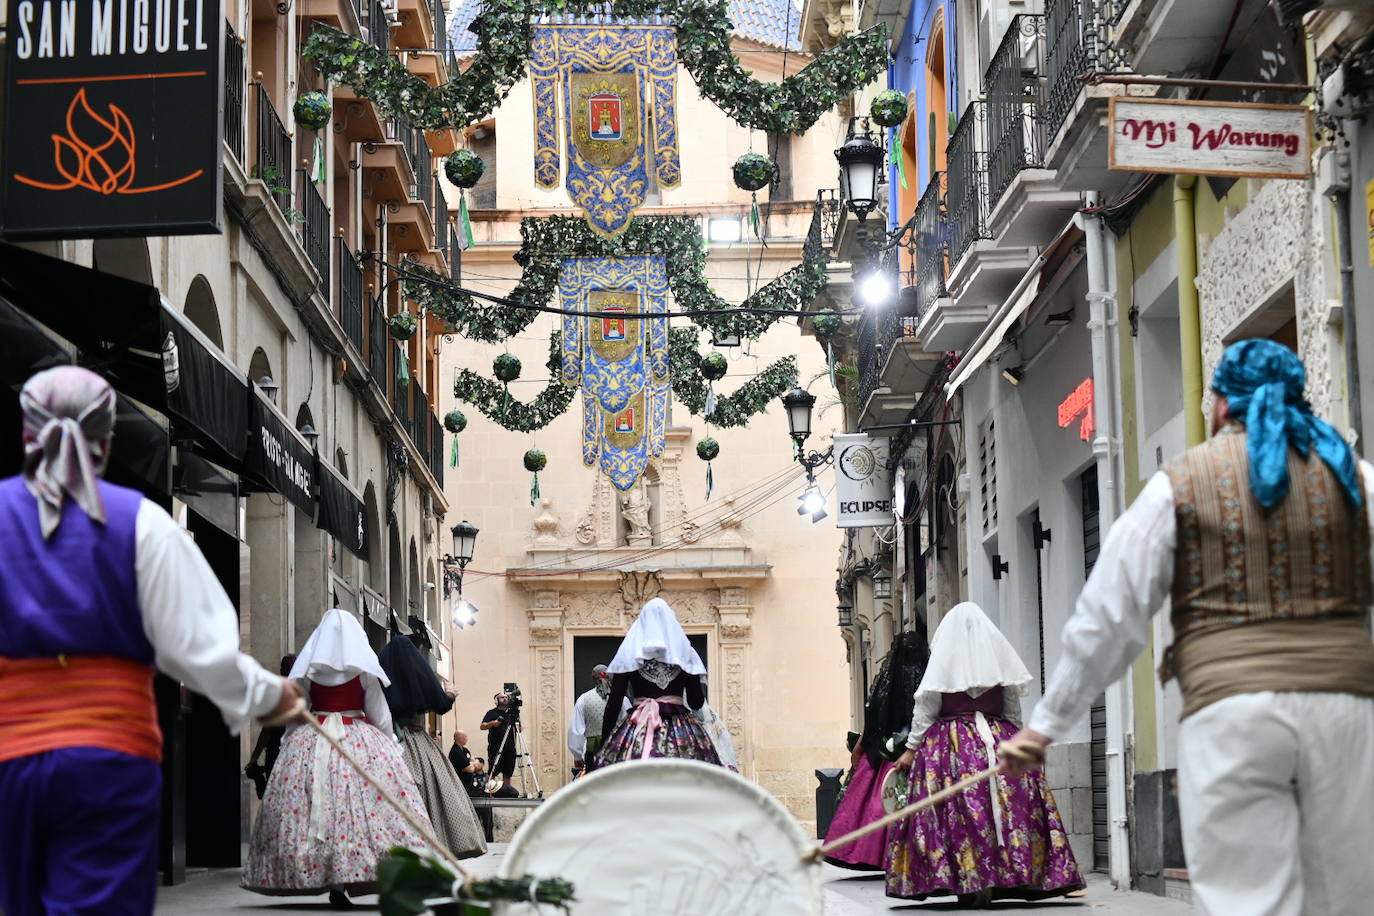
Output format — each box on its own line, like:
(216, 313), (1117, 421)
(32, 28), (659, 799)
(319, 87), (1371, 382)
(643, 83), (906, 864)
(1174, 175), (1205, 447)
(1079, 193), (1133, 888)
(1331, 180), (1363, 448)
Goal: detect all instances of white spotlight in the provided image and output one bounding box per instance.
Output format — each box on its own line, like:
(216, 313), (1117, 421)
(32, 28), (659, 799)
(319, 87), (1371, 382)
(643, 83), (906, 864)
(859, 270), (893, 307)
(797, 486), (828, 523)
(450, 596), (479, 630)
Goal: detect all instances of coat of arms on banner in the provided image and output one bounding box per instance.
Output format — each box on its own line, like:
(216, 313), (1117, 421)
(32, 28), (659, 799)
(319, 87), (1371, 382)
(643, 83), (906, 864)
(560, 256), (670, 489)
(530, 22), (680, 238)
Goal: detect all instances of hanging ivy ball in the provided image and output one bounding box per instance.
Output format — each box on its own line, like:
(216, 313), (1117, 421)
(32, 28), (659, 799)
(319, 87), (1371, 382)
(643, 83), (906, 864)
(812, 314), (842, 338)
(523, 448), (547, 473)
(443, 410), (467, 434)
(293, 91), (333, 130)
(700, 352), (728, 381)
(696, 437), (720, 461)
(493, 353), (522, 382)
(388, 311), (418, 340)
(869, 90), (909, 128)
(732, 153), (775, 192)
(444, 150), (485, 189)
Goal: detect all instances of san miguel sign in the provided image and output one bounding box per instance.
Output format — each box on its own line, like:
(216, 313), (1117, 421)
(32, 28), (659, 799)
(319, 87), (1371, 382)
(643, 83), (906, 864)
(1109, 98), (1311, 180)
(1, 0), (224, 239)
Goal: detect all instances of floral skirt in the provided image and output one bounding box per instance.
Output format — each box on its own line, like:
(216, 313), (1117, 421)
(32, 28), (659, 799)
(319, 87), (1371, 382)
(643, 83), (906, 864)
(242, 718), (434, 895)
(398, 725), (486, 860)
(823, 755), (895, 871)
(594, 700), (723, 769)
(884, 714), (1083, 901)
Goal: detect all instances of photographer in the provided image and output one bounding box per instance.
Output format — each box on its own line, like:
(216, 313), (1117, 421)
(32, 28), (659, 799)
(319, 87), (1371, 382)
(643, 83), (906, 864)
(479, 690), (519, 786)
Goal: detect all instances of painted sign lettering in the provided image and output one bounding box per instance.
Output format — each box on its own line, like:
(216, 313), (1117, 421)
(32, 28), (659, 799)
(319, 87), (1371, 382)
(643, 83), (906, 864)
(1109, 98), (1310, 180)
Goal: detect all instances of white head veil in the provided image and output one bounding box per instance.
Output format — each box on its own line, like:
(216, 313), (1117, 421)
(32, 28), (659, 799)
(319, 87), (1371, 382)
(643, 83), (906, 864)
(607, 598), (706, 675)
(914, 602), (1032, 700)
(289, 608), (390, 687)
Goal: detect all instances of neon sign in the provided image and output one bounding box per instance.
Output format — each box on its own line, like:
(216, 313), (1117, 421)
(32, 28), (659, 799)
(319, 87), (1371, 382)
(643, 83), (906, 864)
(1058, 378), (1095, 441)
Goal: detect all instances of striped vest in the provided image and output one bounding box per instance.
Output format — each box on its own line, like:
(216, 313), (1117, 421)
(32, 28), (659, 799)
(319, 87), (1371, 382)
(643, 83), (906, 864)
(1163, 427), (1371, 649)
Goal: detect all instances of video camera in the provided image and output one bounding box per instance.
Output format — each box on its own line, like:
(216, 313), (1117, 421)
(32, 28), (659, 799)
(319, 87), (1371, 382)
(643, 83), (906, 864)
(503, 681), (523, 709)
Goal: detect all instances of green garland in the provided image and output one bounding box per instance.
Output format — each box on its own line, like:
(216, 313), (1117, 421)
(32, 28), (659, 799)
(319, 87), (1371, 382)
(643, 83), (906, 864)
(451, 333), (576, 431)
(304, 1), (887, 134)
(404, 212), (829, 344)
(669, 328), (798, 428)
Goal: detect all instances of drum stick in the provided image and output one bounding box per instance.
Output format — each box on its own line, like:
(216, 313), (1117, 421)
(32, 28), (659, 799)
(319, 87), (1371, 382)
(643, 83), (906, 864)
(805, 763), (1003, 863)
(281, 700), (473, 880)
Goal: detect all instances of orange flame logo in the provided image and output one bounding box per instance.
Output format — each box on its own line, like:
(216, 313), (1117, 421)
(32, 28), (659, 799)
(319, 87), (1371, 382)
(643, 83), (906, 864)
(14, 87), (202, 194)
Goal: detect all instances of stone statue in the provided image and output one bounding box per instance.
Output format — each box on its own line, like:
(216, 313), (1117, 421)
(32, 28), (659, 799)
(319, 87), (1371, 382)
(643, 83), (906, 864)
(621, 478), (652, 543)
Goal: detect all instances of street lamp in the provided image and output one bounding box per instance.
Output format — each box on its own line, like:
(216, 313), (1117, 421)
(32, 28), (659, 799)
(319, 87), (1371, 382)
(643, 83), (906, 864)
(442, 520), (479, 599)
(781, 387), (834, 484)
(257, 375), (279, 404)
(297, 422), (320, 449)
(835, 122), (885, 222)
(837, 597), (854, 627)
(872, 567), (892, 600)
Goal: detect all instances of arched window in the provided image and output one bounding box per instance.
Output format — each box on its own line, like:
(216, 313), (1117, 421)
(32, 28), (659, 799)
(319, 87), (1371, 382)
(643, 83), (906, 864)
(183, 276), (224, 348)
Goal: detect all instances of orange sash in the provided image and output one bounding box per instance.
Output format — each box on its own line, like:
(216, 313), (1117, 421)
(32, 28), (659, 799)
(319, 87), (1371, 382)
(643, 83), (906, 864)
(0, 655), (162, 764)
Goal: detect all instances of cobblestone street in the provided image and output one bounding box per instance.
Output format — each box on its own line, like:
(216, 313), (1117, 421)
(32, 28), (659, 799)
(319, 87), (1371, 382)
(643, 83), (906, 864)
(155, 846), (1191, 914)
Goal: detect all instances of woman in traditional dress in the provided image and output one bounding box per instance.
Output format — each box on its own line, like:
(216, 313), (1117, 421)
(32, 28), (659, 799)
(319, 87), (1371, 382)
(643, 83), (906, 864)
(885, 602), (1083, 905)
(242, 609), (433, 906)
(377, 634), (486, 859)
(823, 629), (929, 870)
(592, 598), (722, 769)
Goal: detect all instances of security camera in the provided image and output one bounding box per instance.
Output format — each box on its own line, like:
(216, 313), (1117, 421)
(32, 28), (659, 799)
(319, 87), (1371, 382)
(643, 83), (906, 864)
(425, 581), (436, 591)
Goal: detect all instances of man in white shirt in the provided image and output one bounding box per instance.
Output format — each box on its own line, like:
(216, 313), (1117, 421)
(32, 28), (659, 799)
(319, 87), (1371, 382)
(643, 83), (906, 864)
(1002, 340), (1374, 915)
(567, 663), (626, 769)
(0, 366), (298, 916)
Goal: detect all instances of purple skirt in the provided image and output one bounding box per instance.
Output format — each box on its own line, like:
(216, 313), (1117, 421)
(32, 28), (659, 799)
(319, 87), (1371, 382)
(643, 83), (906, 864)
(884, 714), (1083, 901)
(823, 755), (895, 870)
(594, 701), (722, 769)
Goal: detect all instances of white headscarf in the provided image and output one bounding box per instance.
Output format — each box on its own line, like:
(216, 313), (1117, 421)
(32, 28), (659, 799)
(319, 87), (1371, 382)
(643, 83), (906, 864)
(607, 598), (706, 675)
(915, 602), (1032, 700)
(289, 608), (390, 687)
(20, 366), (117, 540)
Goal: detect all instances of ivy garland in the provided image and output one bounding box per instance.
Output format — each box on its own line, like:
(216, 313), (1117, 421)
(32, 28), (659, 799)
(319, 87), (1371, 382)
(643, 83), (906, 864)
(452, 333), (577, 431)
(668, 328), (798, 428)
(302, 0), (889, 135)
(403, 212), (830, 344)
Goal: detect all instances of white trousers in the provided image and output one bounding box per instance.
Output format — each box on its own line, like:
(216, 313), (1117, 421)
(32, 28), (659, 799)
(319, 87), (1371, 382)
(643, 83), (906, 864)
(1177, 691), (1374, 916)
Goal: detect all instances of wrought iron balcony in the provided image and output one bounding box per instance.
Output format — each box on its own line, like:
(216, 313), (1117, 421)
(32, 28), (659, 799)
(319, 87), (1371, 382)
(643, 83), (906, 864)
(398, 121), (433, 209)
(433, 0), (447, 58)
(914, 174), (948, 314)
(857, 308), (883, 411)
(393, 360), (411, 430)
(814, 188), (841, 252)
(254, 84), (292, 212)
(368, 0), (389, 49)
(299, 171), (331, 289)
(368, 299), (388, 384)
(338, 238), (365, 353)
(946, 101), (990, 271)
(985, 15), (1047, 211)
(433, 176), (448, 253)
(1043, 0), (1129, 141)
(224, 23), (245, 164)
(449, 228), (462, 281)
(429, 412), (444, 487)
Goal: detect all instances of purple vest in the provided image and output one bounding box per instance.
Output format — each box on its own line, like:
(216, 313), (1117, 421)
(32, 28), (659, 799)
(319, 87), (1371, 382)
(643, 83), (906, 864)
(0, 476), (151, 664)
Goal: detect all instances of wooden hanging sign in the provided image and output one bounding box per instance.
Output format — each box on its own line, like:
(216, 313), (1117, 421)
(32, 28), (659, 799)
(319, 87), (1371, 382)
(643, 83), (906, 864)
(1108, 98), (1311, 180)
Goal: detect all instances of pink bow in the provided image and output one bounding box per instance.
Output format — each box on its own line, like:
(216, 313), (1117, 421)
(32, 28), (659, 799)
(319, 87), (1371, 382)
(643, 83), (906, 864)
(630, 696), (684, 760)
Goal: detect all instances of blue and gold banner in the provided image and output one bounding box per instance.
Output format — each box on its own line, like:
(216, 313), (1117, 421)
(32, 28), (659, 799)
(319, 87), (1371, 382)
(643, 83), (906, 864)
(560, 256), (669, 489)
(531, 20), (680, 238)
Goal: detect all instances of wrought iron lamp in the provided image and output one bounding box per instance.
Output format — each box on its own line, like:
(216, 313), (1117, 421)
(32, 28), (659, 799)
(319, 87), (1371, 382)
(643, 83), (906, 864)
(835, 121), (885, 222)
(781, 387), (833, 483)
(442, 520), (479, 599)
(837, 597), (854, 627)
(872, 567), (892, 600)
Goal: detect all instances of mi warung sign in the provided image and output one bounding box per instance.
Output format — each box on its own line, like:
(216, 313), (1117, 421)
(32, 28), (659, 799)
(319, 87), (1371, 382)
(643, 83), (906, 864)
(1109, 98), (1311, 180)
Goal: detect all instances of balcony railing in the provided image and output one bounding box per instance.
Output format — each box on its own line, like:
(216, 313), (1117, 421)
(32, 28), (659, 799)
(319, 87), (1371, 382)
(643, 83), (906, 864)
(368, 0), (389, 49)
(299, 171), (331, 288)
(397, 122), (433, 208)
(413, 383), (429, 454)
(338, 239), (365, 352)
(393, 360), (411, 431)
(946, 102), (991, 270)
(915, 174), (948, 314)
(368, 300), (388, 384)
(224, 23), (245, 163)
(985, 15), (1047, 210)
(449, 229), (462, 280)
(254, 84), (292, 212)
(434, 176), (448, 252)
(433, 0), (447, 56)
(429, 412), (444, 487)
(1044, 0), (1130, 141)
(815, 188), (841, 251)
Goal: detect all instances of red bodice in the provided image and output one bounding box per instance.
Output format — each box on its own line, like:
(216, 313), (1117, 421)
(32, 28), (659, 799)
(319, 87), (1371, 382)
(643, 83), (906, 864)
(310, 677), (365, 712)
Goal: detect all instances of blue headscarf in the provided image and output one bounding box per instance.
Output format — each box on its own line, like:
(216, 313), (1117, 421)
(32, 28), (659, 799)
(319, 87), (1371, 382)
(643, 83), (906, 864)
(1211, 339), (1361, 509)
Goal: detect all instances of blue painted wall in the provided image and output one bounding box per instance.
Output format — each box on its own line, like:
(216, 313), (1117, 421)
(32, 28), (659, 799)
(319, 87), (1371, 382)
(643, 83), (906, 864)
(886, 0), (958, 228)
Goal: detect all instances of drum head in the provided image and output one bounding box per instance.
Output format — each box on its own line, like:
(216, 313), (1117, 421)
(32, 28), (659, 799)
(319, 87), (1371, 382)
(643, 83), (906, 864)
(496, 759), (821, 915)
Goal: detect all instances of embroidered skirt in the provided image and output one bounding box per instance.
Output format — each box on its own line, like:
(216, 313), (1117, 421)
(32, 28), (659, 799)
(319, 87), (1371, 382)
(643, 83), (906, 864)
(594, 701), (722, 769)
(398, 725), (487, 860)
(823, 755), (895, 870)
(242, 718), (433, 895)
(884, 714), (1083, 901)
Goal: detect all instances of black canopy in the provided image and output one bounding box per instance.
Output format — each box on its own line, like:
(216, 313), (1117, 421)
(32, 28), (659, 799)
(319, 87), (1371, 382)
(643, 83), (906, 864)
(243, 385), (316, 517)
(317, 459), (367, 559)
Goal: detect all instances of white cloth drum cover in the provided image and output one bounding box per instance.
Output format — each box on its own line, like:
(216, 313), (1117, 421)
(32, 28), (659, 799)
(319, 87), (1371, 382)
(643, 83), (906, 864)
(496, 760), (821, 915)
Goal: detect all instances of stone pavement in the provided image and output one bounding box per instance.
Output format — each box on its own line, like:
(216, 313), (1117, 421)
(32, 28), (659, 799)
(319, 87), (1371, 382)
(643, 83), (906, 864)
(155, 846), (1191, 914)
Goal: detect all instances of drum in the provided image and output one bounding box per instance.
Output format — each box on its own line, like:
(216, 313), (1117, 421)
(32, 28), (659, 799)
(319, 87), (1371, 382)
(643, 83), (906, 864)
(496, 759), (821, 915)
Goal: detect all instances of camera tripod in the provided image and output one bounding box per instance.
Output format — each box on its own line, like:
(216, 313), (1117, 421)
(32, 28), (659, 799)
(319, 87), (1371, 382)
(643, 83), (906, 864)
(491, 713), (543, 799)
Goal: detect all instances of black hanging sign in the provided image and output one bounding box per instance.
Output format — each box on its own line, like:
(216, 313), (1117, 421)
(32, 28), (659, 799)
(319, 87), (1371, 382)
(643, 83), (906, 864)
(317, 459), (367, 560)
(245, 387), (315, 516)
(0, 0), (224, 239)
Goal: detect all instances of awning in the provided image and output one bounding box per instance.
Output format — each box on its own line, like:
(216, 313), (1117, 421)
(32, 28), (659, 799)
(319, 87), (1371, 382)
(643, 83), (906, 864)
(175, 452), (239, 539)
(243, 385), (317, 517)
(317, 459), (368, 560)
(160, 303), (250, 468)
(362, 591), (389, 628)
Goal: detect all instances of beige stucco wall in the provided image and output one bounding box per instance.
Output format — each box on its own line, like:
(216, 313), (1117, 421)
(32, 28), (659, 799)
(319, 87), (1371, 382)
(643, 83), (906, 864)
(436, 45), (854, 828)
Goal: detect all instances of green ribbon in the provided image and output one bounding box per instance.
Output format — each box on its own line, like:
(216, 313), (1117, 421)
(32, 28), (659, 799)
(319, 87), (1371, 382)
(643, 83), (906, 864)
(397, 347), (410, 387)
(890, 130), (908, 190)
(450, 436), (460, 467)
(530, 471), (540, 506)
(459, 192), (475, 248)
(751, 196), (768, 248)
